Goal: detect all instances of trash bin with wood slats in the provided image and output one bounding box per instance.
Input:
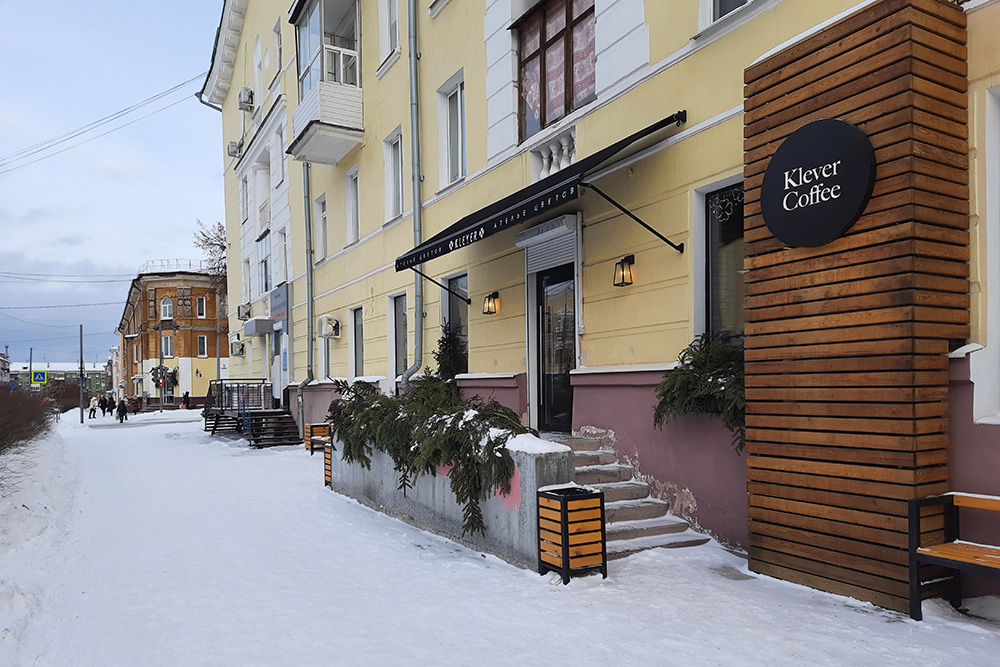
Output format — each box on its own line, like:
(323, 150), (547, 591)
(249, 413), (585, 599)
(538, 486), (607, 584)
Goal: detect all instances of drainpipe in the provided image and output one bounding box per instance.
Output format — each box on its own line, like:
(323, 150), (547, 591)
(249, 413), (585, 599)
(400, 0), (423, 391)
(296, 161), (315, 436)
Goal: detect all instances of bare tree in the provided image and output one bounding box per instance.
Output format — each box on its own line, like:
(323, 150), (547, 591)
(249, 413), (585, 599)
(193, 219), (228, 293)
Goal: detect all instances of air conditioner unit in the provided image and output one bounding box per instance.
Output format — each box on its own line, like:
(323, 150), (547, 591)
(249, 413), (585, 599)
(227, 140), (243, 158)
(237, 304), (251, 320)
(318, 315), (341, 339)
(230, 341), (245, 356)
(238, 87), (254, 112)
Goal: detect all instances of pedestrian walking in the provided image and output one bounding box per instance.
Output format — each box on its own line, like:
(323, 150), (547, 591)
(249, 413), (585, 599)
(116, 399), (128, 423)
(181, 391), (190, 409)
(98, 396), (107, 416)
(88, 396), (98, 419)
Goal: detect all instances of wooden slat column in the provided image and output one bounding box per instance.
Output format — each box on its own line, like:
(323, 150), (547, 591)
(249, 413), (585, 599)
(743, 0), (968, 613)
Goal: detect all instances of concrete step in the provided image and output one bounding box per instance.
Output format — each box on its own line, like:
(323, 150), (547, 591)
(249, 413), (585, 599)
(591, 480), (652, 503)
(606, 530), (711, 560)
(574, 463), (633, 485)
(540, 433), (604, 451)
(606, 516), (689, 542)
(572, 450), (618, 467)
(605, 497), (669, 523)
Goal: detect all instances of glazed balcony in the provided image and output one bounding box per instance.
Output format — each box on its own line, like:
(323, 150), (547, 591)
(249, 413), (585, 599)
(289, 43), (363, 165)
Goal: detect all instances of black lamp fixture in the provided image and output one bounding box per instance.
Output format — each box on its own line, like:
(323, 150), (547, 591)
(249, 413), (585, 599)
(612, 254), (635, 287)
(483, 291), (499, 315)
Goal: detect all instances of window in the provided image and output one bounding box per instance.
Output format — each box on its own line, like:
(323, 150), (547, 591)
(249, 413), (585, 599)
(243, 259), (253, 301)
(198, 335), (208, 357)
(196, 296), (207, 319)
(296, 1), (322, 99)
(162, 334), (174, 358)
(385, 131), (404, 220)
(273, 20), (283, 82)
(240, 177), (249, 223)
(275, 126), (286, 183)
(706, 183), (745, 334)
(160, 298), (174, 320)
(346, 168), (361, 243)
(314, 195), (327, 262)
(393, 294), (407, 376)
(715, 0), (749, 20)
(446, 274), (469, 375)
(258, 232), (272, 294)
(516, 0), (596, 141)
(352, 306), (364, 377)
(447, 82), (466, 184)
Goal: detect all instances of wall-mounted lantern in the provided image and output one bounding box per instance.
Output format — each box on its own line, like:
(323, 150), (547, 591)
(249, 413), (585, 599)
(483, 291), (499, 315)
(612, 255), (635, 287)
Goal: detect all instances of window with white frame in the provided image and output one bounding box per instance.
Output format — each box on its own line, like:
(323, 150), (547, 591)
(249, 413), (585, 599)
(392, 294), (407, 376)
(240, 177), (249, 223)
(715, 0), (749, 20)
(314, 195), (327, 262)
(243, 259), (253, 302)
(447, 81), (466, 184)
(196, 296), (206, 319)
(160, 297), (174, 320)
(296, 1), (322, 99)
(274, 229), (288, 285)
(272, 20), (283, 84)
(258, 232), (272, 294)
(351, 306), (364, 377)
(706, 183), (745, 334)
(162, 334), (174, 358)
(346, 168), (361, 243)
(274, 126), (286, 184)
(379, 0), (399, 63)
(385, 131), (404, 220)
(198, 335), (208, 357)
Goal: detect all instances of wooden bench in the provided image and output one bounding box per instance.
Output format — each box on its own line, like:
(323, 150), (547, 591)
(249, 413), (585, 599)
(908, 492), (1000, 620)
(304, 423), (332, 456)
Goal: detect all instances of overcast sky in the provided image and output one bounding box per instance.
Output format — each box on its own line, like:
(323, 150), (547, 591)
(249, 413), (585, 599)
(0, 0), (226, 365)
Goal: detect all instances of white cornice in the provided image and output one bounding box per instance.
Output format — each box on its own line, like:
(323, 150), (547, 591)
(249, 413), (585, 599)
(203, 0), (249, 106)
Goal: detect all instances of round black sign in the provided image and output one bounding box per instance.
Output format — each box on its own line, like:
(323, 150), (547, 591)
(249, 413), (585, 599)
(761, 118), (876, 247)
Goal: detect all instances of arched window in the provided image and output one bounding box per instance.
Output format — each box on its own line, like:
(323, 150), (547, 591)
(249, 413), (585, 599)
(161, 297), (174, 320)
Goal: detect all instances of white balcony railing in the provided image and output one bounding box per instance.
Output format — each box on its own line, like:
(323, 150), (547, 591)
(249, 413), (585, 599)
(291, 44), (363, 165)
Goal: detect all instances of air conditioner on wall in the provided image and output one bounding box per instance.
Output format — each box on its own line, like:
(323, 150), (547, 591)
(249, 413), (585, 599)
(230, 341), (245, 356)
(237, 304), (251, 320)
(318, 315), (341, 339)
(227, 140), (243, 158)
(238, 87), (254, 112)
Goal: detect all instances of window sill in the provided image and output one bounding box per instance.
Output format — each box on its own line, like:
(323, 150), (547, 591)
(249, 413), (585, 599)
(690, 0), (779, 42)
(376, 48), (401, 80)
(429, 0), (452, 18)
(435, 176), (466, 197)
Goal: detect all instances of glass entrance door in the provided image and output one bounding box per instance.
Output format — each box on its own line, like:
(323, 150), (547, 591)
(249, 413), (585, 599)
(537, 263), (575, 431)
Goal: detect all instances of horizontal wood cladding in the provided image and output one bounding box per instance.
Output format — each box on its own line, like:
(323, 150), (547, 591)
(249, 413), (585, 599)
(743, 0), (967, 612)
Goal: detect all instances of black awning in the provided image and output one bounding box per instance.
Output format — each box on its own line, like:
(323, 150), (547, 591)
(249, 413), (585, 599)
(394, 111), (686, 271)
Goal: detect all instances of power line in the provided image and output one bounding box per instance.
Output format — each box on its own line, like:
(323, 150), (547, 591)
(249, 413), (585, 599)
(0, 276), (133, 284)
(0, 301), (122, 310)
(0, 73), (207, 167)
(0, 96), (193, 176)
(0, 271), (133, 278)
(0, 312), (82, 328)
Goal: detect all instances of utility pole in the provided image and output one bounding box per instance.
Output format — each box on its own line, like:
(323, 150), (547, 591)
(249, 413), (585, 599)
(158, 316), (164, 413)
(79, 325), (84, 424)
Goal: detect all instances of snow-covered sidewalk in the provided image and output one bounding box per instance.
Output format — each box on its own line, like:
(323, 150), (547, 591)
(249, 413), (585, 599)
(1, 412), (998, 666)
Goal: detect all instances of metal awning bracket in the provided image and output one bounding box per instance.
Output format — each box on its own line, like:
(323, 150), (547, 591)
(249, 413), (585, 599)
(409, 266), (472, 305)
(579, 181), (684, 254)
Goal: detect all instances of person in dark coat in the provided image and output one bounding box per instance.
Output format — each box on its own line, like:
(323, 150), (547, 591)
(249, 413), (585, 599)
(116, 398), (128, 423)
(98, 396), (107, 416)
(181, 391), (190, 409)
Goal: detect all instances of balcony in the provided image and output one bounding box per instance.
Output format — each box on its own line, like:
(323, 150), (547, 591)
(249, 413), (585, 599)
(289, 44), (363, 165)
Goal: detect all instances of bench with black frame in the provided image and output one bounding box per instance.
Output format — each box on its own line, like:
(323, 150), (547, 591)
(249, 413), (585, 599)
(908, 492), (1000, 621)
(304, 423), (332, 456)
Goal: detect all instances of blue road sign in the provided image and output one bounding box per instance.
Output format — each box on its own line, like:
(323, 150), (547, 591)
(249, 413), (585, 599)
(32, 371), (47, 384)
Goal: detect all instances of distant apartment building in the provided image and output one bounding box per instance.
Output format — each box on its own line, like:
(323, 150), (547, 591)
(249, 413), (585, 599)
(114, 260), (229, 406)
(9, 361), (106, 392)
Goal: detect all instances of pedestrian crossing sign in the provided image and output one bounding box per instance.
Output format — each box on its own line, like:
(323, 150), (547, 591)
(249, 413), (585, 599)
(32, 371), (47, 384)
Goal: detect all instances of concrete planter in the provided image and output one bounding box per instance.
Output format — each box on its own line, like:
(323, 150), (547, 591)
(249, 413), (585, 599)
(327, 434), (574, 568)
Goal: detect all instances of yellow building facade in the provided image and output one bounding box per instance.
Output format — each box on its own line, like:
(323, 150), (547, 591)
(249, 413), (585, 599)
(204, 0), (1000, 611)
